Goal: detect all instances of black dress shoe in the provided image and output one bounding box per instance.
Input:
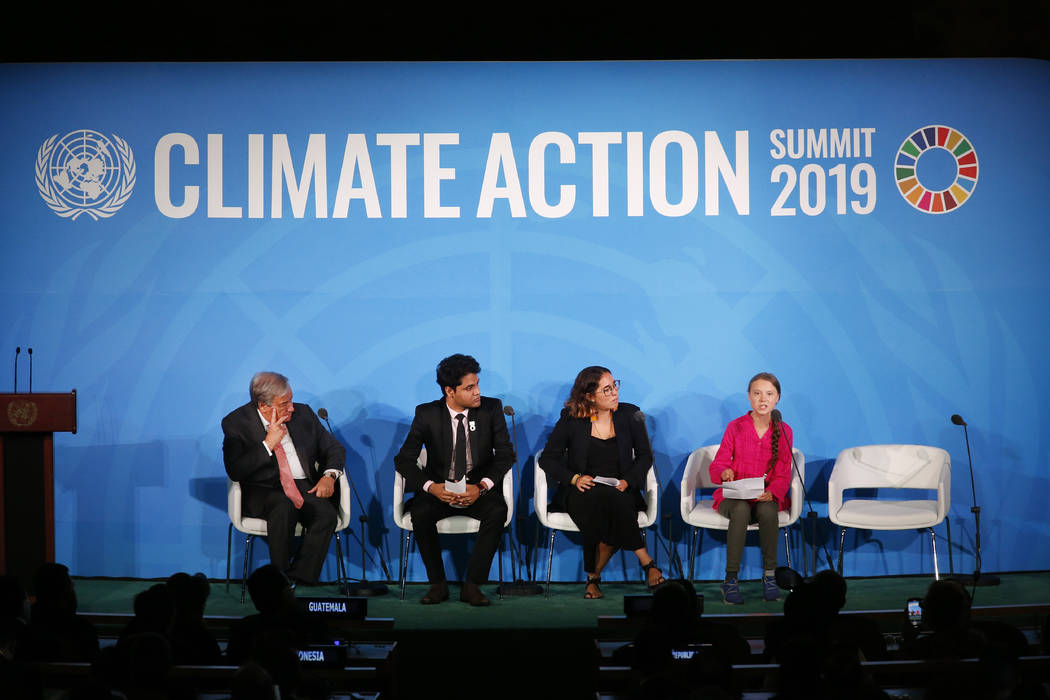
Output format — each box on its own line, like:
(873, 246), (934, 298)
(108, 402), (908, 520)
(420, 583), (449, 605)
(459, 582), (491, 607)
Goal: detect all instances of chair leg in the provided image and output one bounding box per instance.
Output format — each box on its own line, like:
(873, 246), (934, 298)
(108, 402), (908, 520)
(399, 531), (412, 601)
(545, 528), (556, 599)
(945, 517), (954, 576)
(241, 534), (254, 604)
(497, 530), (505, 600)
(930, 527), (940, 581)
(687, 527), (697, 581)
(334, 532), (347, 593)
(639, 527), (648, 584)
(530, 520), (541, 582)
(783, 528), (792, 570)
(398, 530), (405, 599)
(226, 524), (233, 592)
(837, 527), (847, 575)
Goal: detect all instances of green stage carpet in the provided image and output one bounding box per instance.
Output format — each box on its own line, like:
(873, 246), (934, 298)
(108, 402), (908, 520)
(73, 571), (1050, 631)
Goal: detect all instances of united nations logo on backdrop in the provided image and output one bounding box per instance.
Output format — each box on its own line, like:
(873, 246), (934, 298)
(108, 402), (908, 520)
(36, 129), (136, 220)
(894, 125), (978, 214)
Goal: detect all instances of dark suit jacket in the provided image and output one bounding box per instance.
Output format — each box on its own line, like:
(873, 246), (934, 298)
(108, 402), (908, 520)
(538, 402), (652, 512)
(222, 402), (345, 491)
(393, 397), (514, 495)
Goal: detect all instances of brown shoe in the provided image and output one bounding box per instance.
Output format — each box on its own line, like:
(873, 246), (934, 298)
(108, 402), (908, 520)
(459, 582), (491, 607)
(420, 582), (449, 605)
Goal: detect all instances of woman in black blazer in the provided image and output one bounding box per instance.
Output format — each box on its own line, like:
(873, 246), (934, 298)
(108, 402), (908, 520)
(539, 366), (665, 599)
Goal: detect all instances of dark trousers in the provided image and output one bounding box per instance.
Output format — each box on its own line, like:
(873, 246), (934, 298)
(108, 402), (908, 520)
(566, 486), (644, 572)
(409, 489), (507, 585)
(717, 498), (780, 575)
(243, 480), (338, 585)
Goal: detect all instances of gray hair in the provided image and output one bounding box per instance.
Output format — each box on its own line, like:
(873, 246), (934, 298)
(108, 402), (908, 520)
(249, 372), (291, 405)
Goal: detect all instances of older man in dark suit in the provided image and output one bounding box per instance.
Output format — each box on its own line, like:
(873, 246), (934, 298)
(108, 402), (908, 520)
(222, 372), (345, 586)
(394, 354), (514, 606)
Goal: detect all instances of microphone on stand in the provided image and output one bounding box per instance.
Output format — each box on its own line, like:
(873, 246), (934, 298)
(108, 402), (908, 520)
(635, 410), (684, 579)
(949, 413), (999, 588)
(499, 404), (542, 596)
(317, 407), (389, 596)
(13, 347), (20, 393)
(27, 348), (32, 394)
(770, 409), (828, 576)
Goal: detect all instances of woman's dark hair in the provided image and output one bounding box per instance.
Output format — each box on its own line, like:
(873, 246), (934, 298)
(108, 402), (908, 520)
(749, 372), (782, 473)
(435, 354), (481, 396)
(565, 366), (612, 418)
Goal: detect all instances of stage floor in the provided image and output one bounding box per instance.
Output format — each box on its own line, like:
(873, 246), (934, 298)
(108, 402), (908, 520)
(73, 571), (1050, 631)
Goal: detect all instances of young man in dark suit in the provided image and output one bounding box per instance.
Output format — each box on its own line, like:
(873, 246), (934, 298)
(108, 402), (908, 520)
(394, 354), (514, 606)
(222, 372), (345, 586)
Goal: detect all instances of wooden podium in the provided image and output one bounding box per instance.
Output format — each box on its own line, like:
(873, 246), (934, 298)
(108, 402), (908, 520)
(0, 391), (76, 582)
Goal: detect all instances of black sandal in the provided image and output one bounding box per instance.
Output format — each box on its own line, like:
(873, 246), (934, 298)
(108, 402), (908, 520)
(642, 561), (665, 590)
(584, 575), (603, 599)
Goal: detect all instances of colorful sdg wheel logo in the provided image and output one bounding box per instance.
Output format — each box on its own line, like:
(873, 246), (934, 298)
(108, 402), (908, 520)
(895, 125), (978, 213)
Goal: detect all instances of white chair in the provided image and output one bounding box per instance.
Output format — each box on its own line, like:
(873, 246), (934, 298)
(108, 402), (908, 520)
(828, 444), (951, 578)
(393, 447), (514, 600)
(679, 445), (805, 581)
(533, 452), (659, 598)
(225, 476), (352, 603)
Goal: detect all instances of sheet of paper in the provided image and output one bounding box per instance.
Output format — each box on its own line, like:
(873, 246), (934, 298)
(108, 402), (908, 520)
(592, 476), (621, 487)
(445, 476), (467, 508)
(721, 476), (765, 499)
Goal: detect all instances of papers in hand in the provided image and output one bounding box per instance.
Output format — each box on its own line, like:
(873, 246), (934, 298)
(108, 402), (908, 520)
(721, 477), (765, 500)
(592, 476), (621, 487)
(445, 476), (467, 508)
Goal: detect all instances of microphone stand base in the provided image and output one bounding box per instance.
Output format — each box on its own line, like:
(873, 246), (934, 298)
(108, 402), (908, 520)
(342, 581), (390, 597)
(498, 580), (544, 596)
(948, 572), (1000, 587)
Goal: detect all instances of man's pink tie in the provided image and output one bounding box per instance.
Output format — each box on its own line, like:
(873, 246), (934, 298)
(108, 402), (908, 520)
(273, 443), (304, 509)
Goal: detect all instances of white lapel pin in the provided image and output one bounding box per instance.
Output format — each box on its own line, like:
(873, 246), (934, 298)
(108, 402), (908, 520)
(469, 420), (476, 432)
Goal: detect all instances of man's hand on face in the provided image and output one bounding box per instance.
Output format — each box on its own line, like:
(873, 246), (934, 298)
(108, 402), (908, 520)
(265, 404), (289, 451)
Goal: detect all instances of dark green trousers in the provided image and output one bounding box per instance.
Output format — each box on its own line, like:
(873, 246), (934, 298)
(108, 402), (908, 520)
(717, 498), (780, 576)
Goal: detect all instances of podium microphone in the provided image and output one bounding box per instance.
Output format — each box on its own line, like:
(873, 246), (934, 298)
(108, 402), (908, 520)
(317, 407), (389, 596)
(949, 413), (999, 588)
(13, 347), (19, 393)
(27, 348), (32, 394)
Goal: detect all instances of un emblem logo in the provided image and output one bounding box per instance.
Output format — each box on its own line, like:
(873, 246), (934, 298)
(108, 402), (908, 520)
(36, 130), (136, 220)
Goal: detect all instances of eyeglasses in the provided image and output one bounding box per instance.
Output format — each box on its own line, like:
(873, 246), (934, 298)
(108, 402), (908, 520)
(600, 380), (621, 397)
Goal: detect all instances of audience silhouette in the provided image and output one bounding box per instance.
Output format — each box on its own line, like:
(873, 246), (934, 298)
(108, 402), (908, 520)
(1, 560), (1044, 700)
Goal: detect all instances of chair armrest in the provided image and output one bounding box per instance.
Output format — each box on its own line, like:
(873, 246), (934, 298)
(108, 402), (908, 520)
(500, 467), (514, 524)
(788, 448), (805, 522)
(533, 454), (549, 522)
(392, 472), (406, 523)
(643, 468), (659, 525)
(936, 457), (951, 520)
(227, 479), (243, 524)
(680, 452), (699, 519)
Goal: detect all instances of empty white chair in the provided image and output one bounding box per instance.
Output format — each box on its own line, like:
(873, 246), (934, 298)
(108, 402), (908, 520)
(679, 444), (805, 580)
(393, 447), (514, 599)
(828, 444), (950, 578)
(533, 451), (659, 598)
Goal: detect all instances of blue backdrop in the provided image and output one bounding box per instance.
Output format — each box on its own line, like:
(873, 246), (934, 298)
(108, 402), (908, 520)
(2, 59), (1047, 582)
